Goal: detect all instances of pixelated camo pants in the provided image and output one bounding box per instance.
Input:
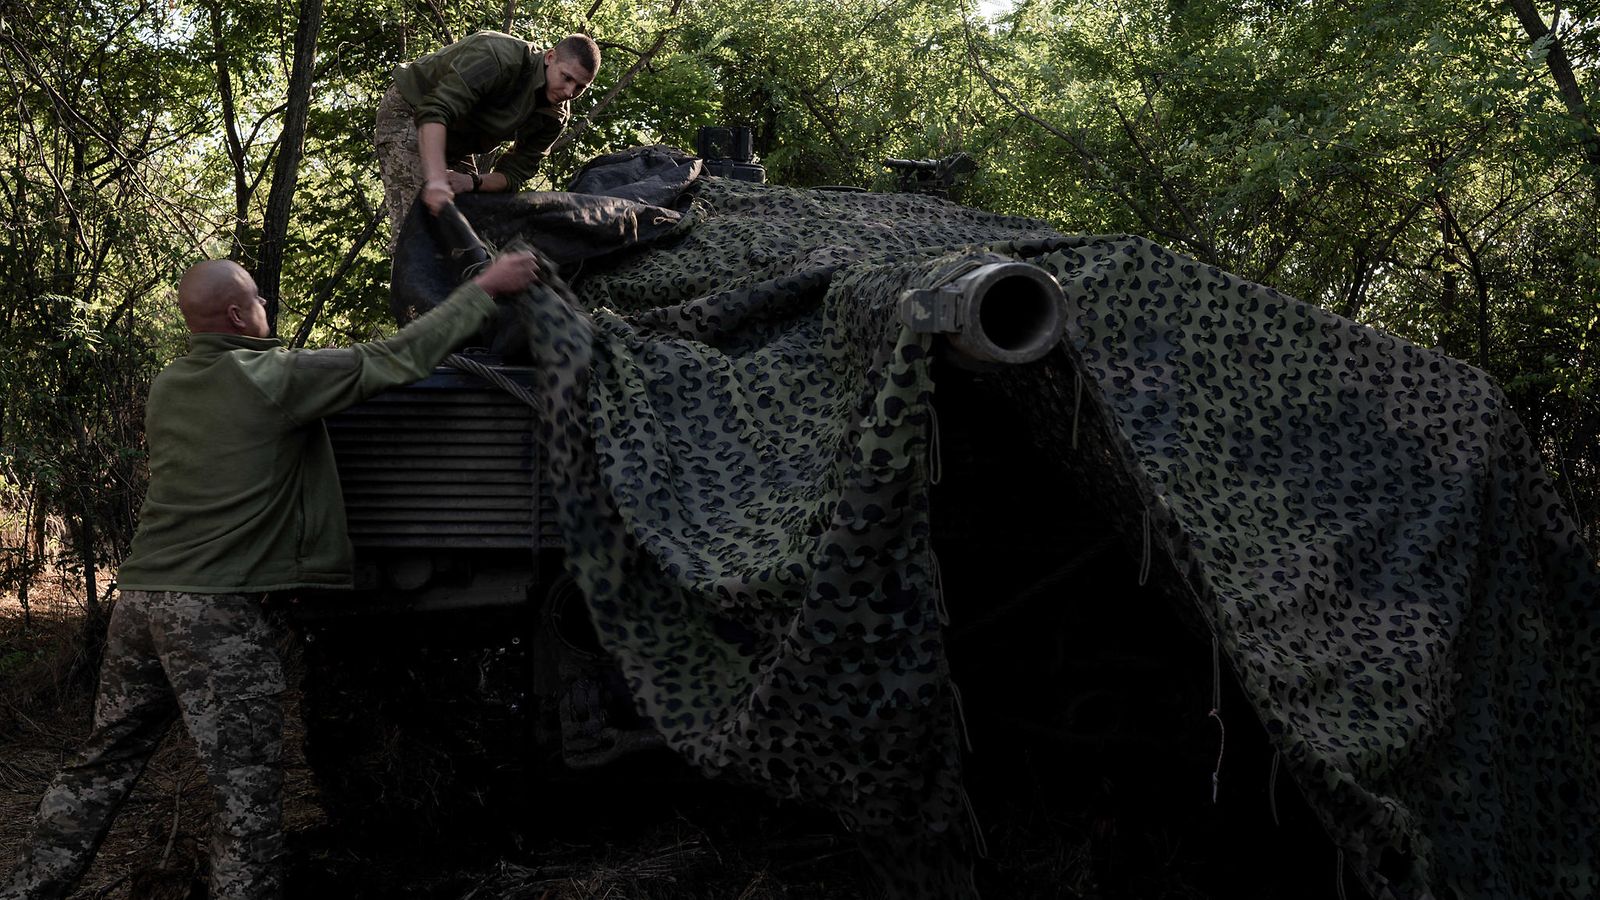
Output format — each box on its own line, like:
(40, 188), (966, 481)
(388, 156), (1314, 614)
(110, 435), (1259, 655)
(1, 590), (288, 900)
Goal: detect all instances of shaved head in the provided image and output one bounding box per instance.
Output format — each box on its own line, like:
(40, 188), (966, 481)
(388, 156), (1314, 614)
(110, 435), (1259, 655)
(177, 260), (270, 337)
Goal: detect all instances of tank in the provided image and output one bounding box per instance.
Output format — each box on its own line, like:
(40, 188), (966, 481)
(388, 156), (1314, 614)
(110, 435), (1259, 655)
(294, 196), (1075, 829)
(287, 152), (1393, 900)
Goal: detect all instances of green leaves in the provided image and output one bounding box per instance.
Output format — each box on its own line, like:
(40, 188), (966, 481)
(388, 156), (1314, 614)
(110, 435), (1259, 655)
(0, 0), (1594, 556)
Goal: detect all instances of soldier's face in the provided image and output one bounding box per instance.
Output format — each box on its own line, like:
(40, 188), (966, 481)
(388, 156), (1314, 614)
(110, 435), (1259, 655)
(228, 270), (271, 338)
(543, 50), (594, 104)
(238, 292), (270, 339)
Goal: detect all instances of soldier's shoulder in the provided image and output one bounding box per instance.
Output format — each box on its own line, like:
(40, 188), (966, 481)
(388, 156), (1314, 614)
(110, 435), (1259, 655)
(460, 30), (534, 61)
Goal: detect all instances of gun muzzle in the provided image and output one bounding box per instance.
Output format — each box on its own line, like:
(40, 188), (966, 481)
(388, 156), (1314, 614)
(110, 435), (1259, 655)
(898, 261), (1067, 366)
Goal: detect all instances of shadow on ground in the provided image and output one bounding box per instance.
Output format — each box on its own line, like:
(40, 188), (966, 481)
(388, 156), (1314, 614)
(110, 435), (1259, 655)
(3, 578), (1362, 900)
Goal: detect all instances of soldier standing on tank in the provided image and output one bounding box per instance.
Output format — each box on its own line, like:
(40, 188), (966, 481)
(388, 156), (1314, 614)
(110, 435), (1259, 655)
(0, 250), (542, 900)
(375, 30), (601, 235)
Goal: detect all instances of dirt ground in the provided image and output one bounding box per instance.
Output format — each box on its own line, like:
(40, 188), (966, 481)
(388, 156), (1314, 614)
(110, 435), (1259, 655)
(0, 583), (881, 900)
(2, 576), (1364, 900)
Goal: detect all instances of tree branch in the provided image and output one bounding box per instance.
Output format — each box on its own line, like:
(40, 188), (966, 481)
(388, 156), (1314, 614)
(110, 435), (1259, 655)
(960, 11), (1213, 259)
(1107, 96), (1220, 264)
(0, 23), (203, 243)
(553, 16), (679, 154)
(291, 205), (384, 349)
(255, 0), (324, 329)
(1504, 0), (1600, 196)
(421, 0), (455, 46)
(209, 2), (252, 257)
(14, 96), (90, 255)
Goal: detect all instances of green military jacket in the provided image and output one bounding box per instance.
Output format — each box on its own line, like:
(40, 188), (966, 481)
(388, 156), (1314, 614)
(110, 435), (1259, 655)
(393, 30), (570, 191)
(116, 283), (497, 593)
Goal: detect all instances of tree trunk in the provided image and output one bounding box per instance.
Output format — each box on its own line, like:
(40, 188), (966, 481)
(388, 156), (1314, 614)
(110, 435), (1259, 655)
(17, 489), (38, 626)
(1437, 200), (1466, 360)
(256, 0), (324, 331)
(210, 2), (253, 259)
(75, 504), (109, 685)
(76, 506), (98, 614)
(291, 206), (384, 348)
(1437, 199), (1493, 370)
(1339, 252), (1370, 321)
(1505, 0), (1600, 197)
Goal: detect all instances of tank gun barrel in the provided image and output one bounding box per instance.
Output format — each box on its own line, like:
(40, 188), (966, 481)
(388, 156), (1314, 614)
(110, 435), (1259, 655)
(897, 261), (1067, 366)
(883, 157), (942, 172)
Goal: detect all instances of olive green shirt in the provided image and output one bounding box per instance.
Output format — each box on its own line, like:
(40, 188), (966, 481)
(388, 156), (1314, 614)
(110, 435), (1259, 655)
(393, 30), (570, 191)
(116, 283), (497, 593)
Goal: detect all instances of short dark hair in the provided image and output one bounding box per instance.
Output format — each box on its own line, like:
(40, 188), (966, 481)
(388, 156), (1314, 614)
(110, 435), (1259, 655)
(552, 34), (600, 73)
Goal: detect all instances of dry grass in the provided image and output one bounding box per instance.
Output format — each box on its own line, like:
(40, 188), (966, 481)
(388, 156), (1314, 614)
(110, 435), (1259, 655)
(0, 571), (98, 730)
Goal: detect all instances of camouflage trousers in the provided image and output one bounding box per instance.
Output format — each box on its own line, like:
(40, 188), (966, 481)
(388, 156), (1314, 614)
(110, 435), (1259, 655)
(374, 84), (484, 243)
(1, 590), (288, 900)
(375, 84), (426, 241)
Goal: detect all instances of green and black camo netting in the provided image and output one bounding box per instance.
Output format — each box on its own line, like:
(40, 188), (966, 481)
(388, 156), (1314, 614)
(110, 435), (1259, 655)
(412, 151), (1598, 900)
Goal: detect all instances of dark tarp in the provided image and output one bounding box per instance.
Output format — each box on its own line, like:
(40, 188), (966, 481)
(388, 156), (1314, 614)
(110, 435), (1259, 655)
(390, 146), (699, 355)
(393, 149), (1600, 900)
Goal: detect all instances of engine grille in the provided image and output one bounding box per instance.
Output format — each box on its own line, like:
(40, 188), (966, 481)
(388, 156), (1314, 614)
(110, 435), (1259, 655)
(326, 367), (560, 550)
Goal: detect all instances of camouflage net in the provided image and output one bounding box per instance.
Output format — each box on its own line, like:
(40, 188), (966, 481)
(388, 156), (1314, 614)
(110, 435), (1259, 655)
(431, 160), (1599, 900)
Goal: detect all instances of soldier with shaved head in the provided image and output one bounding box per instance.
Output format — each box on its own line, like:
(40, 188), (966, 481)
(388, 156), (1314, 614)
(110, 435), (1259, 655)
(2, 250), (542, 900)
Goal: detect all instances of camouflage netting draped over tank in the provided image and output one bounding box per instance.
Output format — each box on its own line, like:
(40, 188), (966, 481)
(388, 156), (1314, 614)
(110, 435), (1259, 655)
(407, 148), (1600, 900)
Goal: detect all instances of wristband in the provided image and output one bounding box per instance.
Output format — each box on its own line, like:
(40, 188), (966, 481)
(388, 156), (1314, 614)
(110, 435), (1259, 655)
(470, 172), (483, 192)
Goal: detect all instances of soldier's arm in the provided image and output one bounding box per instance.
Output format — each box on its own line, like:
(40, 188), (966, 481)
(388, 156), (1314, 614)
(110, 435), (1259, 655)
(247, 251), (541, 423)
(411, 39), (515, 211)
(488, 108), (566, 193)
(418, 122), (455, 212)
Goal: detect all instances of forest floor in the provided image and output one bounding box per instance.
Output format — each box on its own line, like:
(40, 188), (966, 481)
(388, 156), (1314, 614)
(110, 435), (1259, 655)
(1, 575), (1360, 900)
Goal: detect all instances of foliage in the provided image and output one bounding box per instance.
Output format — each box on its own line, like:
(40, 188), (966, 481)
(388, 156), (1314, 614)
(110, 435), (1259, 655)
(0, 0), (1595, 613)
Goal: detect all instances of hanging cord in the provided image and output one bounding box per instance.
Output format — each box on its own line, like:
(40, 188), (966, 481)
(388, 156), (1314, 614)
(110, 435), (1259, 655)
(1335, 849), (1349, 900)
(1208, 635), (1225, 803)
(1268, 749), (1282, 827)
(927, 402), (944, 485)
(960, 785), (990, 860)
(1137, 509), (1152, 586)
(932, 549), (950, 626)
(950, 679), (974, 753)
(1071, 370), (1083, 450)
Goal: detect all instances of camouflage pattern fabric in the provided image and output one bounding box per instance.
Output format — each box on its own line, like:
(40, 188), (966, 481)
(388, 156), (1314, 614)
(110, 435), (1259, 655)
(2, 590), (288, 900)
(481, 174), (1597, 899)
(375, 85), (487, 240)
(508, 187), (1058, 894)
(1033, 237), (1600, 900)
(374, 85), (429, 239)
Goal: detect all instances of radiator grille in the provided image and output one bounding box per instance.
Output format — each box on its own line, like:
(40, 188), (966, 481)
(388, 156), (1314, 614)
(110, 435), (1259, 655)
(327, 370), (559, 549)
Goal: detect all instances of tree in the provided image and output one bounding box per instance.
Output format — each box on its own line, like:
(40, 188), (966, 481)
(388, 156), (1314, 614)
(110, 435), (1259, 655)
(0, 0), (1594, 619)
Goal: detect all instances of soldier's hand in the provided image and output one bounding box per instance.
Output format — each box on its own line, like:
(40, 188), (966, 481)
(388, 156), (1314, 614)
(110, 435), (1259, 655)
(422, 177), (455, 215)
(473, 250), (542, 296)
